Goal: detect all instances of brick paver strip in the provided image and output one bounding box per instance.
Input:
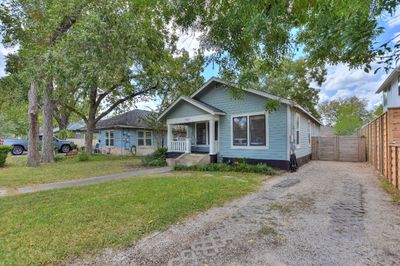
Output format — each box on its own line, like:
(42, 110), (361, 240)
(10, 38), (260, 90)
(1, 167), (172, 197)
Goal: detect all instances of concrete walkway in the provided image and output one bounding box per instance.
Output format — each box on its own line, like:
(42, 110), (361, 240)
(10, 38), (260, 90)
(0, 167), (172, 197)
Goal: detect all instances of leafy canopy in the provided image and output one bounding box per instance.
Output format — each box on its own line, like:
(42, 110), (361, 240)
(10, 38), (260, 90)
(172, 0), (399, 77)
(318, 96), (370, 135)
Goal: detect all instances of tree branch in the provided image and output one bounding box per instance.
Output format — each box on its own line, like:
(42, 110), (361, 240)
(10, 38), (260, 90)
(47, 4), (86, 46)
(62, 103), (88, 124)
(95, 84), (157, 123)
(95, 84), (122, 109)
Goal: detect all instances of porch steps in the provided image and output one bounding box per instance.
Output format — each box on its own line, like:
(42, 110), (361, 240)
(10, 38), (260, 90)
(167, 153), (210, 167)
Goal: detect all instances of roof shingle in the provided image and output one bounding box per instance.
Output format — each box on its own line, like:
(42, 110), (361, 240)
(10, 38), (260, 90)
(95, 109), (152, 129)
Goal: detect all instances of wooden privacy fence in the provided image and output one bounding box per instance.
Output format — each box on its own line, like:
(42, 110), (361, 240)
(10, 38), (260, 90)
(359, 108), (400, 189)
(311, 136), (366, 162)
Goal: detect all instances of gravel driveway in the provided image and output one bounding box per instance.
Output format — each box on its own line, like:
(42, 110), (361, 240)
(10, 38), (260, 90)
(71, 161), (400, 266)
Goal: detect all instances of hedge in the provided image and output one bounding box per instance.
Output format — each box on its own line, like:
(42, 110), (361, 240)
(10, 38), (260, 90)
(0, 145), (12, 167)
(174, 162), (276, 175)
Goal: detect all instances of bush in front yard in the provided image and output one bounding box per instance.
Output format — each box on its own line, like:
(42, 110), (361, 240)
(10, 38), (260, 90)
(174, 161), (276, 175)
(0, 145), (12, 167)
(78, 151), (90, 162)
(142, 147), (167, 167)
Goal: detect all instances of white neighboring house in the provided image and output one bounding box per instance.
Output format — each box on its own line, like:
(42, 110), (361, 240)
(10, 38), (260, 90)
(376, 67), (400, 111)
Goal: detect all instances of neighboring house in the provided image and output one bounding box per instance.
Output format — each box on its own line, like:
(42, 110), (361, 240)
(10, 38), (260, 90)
(376, 66), (400, 112)
(158, 77), (321, 170)
(53, 121), (97, 148)
(95, 109), (163, 156)
(53, 121), (87, 138)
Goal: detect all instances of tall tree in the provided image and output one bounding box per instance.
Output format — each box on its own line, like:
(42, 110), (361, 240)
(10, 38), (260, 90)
(171, 1), (400, 81)
(318, 96), (370, 135)
(27, 81), (40, 166)
(0, 0), (89, 165)
(230, 58), (325, 117)
(49, 1), (202, 154)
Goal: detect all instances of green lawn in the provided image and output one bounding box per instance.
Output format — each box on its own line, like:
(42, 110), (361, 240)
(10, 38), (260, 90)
(0, 171), (267, 265)
(0, 155), (143, 188)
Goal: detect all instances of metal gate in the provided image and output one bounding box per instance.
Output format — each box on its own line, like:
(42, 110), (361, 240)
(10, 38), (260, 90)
(311, 136), (366, 162)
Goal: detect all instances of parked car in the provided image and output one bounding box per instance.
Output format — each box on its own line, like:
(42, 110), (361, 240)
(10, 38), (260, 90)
(0, 136), (73, 156)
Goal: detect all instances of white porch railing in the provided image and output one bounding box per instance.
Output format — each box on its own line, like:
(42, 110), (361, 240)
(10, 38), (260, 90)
(169, 138), (191, 153)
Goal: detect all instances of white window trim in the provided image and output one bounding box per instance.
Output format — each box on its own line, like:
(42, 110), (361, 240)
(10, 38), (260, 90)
(194, 122), (209, 146)
(230, 111), (269, 150)
(295, 113), (301, 149)
(105, 130), (115, 147)
(137, 130), (153, 147)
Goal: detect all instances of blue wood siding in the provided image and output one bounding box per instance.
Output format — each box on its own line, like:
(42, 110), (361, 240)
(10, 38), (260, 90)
(99, 128), (160, 149)
(194, 84), (288, 160)
(289, 108), (320, 158)
(166, 101), (208, 120)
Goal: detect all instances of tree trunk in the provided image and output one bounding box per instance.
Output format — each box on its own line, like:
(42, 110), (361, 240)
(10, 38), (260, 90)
(85, 119), (95, 154)
(84, 88), (98, 154)
(27, 81), (40, 167)
(42, 82), (55, 163)
(55, 110), (70, 130)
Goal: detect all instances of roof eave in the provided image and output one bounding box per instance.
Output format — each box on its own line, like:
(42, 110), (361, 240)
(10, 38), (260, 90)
(158, 96), (226, 121)
(376, 67), (400, 93)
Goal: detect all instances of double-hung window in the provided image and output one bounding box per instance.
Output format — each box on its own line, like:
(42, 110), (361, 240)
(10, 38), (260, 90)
(295, 113), (301, 148)
(138, 130), (152, 146)
(308, 121), (312, 147)
(105, 130), (114, 146)
(232, 113), (268, 148)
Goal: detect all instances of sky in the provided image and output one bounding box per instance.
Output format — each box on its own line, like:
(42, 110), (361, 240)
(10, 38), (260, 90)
(1, 8), (400, 112)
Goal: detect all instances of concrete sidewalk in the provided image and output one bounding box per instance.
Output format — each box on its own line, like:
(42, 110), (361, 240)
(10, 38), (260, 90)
(0, 167), (172, 197)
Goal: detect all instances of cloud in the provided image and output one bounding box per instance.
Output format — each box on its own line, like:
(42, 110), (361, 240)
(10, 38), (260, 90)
(0, 43), (19, 78)
(176, 30), (214, 57)
(0, 43), (18, 56)
(319, 63), (387, 110)
(134, 98), (160, 111)
(392, 31), (400, 44)
(387, 11), (400, 28)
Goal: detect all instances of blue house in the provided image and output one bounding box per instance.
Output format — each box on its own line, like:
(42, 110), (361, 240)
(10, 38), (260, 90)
(158, 77), (321, 170)
(96, 109), (163, 156)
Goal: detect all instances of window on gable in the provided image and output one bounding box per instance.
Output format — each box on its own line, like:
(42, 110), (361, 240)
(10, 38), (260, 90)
(398, 78), (400, 95)
(138, 130), (152, 146)
(383, 91), (388, 106)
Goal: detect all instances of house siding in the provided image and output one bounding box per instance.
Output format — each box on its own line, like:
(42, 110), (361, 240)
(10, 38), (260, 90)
(289, 108), (320, 158)
(383, 78), (400, 112)
(194, 84), (288, 161)
(166, 100), (208, 120)
(98, 128), (159, 156)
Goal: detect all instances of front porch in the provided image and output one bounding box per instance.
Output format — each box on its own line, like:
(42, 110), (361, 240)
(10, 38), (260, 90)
(166, 114), (220, 162)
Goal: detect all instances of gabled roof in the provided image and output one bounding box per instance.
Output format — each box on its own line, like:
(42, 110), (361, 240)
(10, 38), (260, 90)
(159, 77), (322, 125)
(158, 95), (226, 120)
(95, 109), (152, 129)
(376, 67), (400, 93)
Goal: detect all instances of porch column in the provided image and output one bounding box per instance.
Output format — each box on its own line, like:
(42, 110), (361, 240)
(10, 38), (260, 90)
(167, 124), (173, 151)
(209, 118), (216, 155)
